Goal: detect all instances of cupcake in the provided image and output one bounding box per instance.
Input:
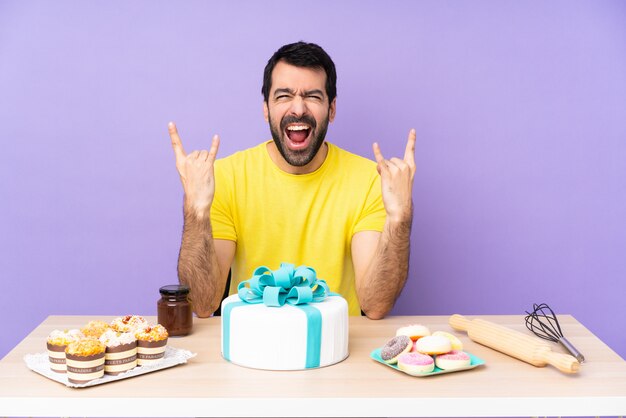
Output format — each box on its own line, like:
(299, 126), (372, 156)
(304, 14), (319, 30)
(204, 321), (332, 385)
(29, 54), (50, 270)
(99, 329), (138, 375)
(135, 324), (169, 366)
(81, 320), (111, 338)
(65, 338), (106, 384)
(46, 329), (83, 373)
(110, 315), (149, 333)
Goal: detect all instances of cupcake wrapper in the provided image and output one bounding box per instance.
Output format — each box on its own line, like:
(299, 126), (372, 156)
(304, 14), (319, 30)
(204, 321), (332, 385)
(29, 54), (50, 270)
(106, 340), (137, 352)
(47, 343), (67, 373)
(104, 342), (137, 375)
(66, 352), (105, 384)
(137, 339), (167, 365)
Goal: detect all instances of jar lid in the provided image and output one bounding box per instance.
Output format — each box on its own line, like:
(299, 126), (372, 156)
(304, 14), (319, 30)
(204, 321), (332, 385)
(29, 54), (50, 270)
(159, 284), (190, 296)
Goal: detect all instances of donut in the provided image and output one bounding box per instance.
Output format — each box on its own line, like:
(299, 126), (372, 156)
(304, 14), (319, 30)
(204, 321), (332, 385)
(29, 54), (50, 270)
(435, 350), (471, 370)
(397, 352), (434, 375)
(413, 335), (452, 355)
(432, 331), (463, 350)
(396, 324), (431, 341)
(381, 335), (412, 364)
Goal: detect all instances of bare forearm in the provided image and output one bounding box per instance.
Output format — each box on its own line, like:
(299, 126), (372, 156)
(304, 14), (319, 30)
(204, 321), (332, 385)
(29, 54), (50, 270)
(177, 207), (224, 317)
(358, 213), (412, 319)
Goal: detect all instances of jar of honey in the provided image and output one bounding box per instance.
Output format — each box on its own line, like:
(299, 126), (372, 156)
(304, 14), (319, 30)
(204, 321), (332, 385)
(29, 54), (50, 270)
(157, 285), (193, 336)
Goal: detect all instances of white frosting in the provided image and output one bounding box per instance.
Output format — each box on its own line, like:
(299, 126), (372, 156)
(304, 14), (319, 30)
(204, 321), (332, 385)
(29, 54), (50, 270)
(110, 316), (149, 333)
(221, 294), (349, 370)
(99, 330), (136, 347)
(47, 329), (83, 344)
(414, 335), (452, 354)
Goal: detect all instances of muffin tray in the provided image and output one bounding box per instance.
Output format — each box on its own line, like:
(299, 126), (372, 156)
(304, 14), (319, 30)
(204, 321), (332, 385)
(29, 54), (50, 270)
(370, 348), (485, 377)
(24, 346), (196, 388)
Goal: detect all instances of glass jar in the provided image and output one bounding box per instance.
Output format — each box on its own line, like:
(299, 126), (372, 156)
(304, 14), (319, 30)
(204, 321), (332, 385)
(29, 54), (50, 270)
(157, 285), (193, 336)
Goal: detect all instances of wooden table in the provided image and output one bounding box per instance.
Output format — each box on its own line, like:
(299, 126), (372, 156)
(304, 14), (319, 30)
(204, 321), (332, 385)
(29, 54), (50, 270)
(1, 314), (625, 417)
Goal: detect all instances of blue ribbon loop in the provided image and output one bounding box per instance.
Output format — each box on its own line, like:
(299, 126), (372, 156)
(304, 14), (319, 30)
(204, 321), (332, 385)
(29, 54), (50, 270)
(237, 262), (330, 307)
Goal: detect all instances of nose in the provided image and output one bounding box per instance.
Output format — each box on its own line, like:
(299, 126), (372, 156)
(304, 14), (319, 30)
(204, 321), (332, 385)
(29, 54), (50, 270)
(288, 95), (307, 117)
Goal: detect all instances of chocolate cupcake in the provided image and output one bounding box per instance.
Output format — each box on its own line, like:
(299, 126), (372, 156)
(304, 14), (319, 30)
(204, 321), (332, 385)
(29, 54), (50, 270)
(81, 320), (111, 338)
(99, 329), (137, 375)
(46, 329), (83, 373)
(135, 324), (169, 366)
(65, 338), (106, 384)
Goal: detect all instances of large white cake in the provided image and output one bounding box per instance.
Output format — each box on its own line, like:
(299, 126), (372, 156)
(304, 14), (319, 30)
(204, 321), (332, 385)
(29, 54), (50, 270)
(221, 293), (349, 370)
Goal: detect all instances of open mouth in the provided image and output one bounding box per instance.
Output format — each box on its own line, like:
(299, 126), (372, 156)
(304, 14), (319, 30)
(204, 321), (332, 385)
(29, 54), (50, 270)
(285, 124), (312, 150)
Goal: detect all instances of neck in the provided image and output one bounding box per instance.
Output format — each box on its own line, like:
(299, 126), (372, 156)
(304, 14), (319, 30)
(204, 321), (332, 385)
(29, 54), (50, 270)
(266, 141), (328, 175)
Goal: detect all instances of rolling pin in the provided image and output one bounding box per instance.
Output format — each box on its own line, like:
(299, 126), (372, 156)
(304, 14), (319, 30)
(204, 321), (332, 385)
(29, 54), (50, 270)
(449, 314), (580, 374)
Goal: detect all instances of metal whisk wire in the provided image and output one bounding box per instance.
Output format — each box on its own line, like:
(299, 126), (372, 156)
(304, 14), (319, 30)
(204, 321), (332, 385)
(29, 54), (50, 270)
(525, 303), (563, 342)
(524, 303), (585, 363)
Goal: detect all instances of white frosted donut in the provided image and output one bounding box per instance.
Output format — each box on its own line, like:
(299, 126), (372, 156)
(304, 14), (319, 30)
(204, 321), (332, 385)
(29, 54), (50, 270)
(435, 350), (471, 370)
(397, 352), (435, 375)
(396, 324), (431, 341)
(413, 335), (452, 355)
(432, 331), (463, 350)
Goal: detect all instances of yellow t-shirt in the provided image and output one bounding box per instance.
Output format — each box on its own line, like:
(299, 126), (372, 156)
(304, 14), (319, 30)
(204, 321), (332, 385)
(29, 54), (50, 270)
(211, 141), (386, 315)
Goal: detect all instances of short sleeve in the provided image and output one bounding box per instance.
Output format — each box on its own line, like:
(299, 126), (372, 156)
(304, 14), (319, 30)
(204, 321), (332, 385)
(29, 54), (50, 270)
(210, 159), (237, 242)
(352, 174), (386, 234)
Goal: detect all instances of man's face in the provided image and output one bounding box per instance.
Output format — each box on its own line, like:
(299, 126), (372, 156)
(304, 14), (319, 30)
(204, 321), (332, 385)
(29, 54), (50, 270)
(264, 61), (336, 167)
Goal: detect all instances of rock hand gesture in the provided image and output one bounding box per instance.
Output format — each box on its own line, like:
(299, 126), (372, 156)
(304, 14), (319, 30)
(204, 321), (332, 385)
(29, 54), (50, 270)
(168, 122), (221, 218)
(373, 129), (416, 222)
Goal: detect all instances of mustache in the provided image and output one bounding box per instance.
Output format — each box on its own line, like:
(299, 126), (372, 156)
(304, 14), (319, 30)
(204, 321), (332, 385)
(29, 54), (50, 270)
(280, 115), (317, 131)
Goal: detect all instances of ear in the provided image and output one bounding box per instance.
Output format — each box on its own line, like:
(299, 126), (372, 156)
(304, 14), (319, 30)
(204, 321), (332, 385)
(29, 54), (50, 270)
(329, 98), (336, 122)
(263, 101), (269, 122)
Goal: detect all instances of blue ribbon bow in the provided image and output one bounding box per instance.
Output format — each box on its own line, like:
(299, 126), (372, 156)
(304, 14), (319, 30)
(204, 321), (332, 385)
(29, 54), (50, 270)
(237, 262), (330, 307)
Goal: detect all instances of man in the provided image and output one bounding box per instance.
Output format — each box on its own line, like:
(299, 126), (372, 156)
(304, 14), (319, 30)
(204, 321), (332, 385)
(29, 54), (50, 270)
(169, 41), (415, 319)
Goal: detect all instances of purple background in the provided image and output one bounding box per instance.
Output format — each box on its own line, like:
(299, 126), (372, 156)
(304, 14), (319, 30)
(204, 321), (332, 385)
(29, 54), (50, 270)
(1, 1), (625, 361)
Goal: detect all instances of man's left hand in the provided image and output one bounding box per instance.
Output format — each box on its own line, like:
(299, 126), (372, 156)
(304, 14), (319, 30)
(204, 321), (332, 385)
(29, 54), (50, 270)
(373, 129), (416, 223)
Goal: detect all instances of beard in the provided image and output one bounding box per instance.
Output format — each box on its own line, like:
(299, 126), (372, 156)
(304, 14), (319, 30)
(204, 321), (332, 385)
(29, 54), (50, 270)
(268, 110), (330, 167)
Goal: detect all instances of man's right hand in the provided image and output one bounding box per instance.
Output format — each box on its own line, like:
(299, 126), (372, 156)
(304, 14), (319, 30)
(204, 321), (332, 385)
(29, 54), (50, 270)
(168, 122), (220, 218)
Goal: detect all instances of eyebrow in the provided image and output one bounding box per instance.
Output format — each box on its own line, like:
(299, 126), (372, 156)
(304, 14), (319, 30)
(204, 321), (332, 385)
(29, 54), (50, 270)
(273, 88), (325, 97)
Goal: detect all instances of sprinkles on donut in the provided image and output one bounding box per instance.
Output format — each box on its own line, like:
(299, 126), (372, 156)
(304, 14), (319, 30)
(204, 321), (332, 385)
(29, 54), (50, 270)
(381, 335), (412, 364)
(398, 352), (435, 375)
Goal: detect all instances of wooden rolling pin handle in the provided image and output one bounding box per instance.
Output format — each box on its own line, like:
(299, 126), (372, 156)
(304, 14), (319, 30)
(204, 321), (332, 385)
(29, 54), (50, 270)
(449, 313), (580, 374)
(540, 349), (580, 374)
(449, 314), (471, 332)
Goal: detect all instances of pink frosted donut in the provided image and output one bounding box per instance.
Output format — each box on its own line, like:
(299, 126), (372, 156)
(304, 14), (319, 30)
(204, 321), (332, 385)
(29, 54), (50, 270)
(414, 335), (452, 355)
(381, 335), (412, 364)
(435, 350), (471, 370)
(397, 352), (435, 375)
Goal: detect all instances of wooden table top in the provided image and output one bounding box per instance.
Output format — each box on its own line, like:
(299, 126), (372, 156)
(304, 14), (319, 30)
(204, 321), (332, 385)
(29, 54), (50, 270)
(1, 314), (625, 417)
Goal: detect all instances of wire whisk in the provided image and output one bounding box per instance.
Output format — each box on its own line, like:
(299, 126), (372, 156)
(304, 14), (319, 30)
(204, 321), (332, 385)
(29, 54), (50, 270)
(525, 303), (585, 363)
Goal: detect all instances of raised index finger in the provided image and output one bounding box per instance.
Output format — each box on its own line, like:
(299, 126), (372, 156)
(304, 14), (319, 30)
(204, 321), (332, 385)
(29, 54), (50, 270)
(372, 142), (390, 176)
(168, 122), (187, 161)
(372, 142), (386, 165)
(404, 128), (416, 164)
